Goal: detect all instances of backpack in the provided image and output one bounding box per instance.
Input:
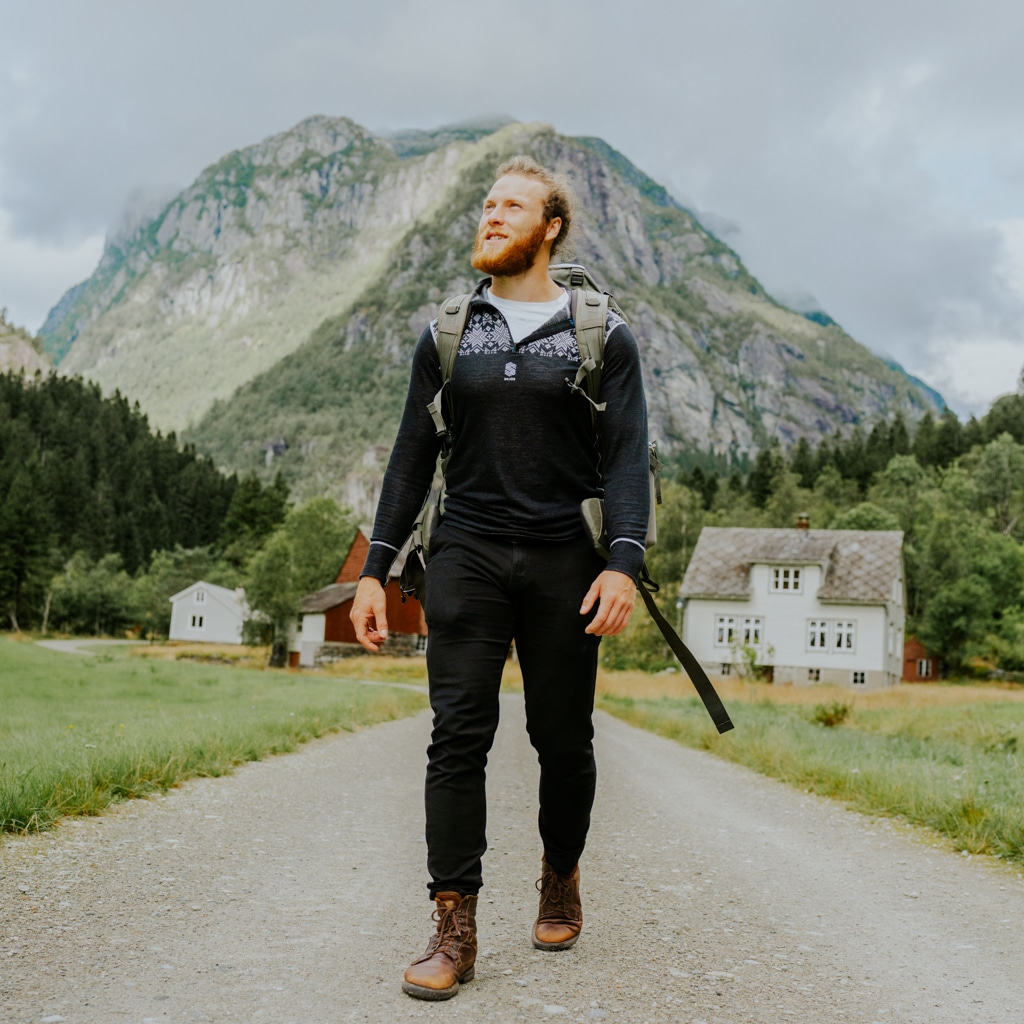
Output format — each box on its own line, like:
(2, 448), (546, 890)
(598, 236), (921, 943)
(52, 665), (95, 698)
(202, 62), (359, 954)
(402, 264), (635, 599)
(428, 264), (621, 440)
(425, 264), (661, 538)
(400, 262), (732, 734)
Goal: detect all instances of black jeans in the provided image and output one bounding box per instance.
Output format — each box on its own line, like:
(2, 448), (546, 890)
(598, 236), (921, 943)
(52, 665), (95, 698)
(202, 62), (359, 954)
(421, 521), (605, 898)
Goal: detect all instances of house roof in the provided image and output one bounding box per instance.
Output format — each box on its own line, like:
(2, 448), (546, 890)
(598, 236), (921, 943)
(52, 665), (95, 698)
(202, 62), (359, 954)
(680, 527), (904, 605)
(301, 529), (415, 614)
(168, 580), (245, 606)
(300, 582), (358, 614)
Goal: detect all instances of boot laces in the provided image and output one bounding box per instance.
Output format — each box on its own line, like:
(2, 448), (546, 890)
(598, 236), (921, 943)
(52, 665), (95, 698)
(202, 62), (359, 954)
(429, 900), (467, 954)
(537, 869), (576, 918)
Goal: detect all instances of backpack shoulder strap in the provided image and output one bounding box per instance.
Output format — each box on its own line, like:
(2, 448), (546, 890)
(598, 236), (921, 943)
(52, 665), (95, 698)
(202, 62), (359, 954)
(568, 288), (609, 427)
(427, 294), (472, 439)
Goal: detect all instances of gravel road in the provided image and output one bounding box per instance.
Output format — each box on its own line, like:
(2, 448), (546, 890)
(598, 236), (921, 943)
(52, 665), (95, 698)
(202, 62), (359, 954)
(34, 640), (143, 657)
(3, 692), (1022, 1024)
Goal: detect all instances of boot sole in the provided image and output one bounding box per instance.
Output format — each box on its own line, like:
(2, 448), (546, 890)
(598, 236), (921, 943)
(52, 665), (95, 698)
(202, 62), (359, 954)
(402, 966), (474, 1000)
(532, 932), (581, 951)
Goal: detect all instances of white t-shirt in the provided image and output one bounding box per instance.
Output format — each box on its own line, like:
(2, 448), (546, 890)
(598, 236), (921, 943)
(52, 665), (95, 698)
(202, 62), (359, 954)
(485, 287), (569, 345)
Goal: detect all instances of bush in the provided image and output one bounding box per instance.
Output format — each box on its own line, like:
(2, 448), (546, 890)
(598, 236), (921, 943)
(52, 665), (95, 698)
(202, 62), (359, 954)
(811, 701), (852, 727)
(48, 552), (134, 636)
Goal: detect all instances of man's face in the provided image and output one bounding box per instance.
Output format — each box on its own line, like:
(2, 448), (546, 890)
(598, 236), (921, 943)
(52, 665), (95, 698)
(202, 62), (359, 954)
(471, 173), (561, 277)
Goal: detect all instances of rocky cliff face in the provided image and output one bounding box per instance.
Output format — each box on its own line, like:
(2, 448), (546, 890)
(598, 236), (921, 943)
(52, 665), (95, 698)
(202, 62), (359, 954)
(41, 116), (941, 507)
(43, 116), (469, 428)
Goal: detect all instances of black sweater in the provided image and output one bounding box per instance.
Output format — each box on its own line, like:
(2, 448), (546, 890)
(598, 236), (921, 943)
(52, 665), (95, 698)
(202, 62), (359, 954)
(361, 285), (650, 582)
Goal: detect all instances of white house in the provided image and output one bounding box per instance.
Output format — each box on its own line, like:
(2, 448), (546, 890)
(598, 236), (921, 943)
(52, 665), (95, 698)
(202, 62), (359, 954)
(680, 526), (905, 690)
(168, 581), (248, 644)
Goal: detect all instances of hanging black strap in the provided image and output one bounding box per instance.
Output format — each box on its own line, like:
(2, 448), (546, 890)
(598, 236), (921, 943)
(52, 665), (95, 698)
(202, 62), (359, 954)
(636, 578), (735, 734)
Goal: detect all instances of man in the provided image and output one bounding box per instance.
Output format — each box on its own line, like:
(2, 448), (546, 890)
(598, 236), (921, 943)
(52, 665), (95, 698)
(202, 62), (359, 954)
(350, 156), (650, 1000)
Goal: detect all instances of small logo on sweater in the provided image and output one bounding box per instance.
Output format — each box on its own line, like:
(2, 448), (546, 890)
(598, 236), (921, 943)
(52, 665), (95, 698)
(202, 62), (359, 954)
(504, 361), (517, 381)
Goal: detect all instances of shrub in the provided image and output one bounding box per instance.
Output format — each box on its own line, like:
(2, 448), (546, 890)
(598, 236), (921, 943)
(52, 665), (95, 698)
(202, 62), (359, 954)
(811, 701), (852, 727)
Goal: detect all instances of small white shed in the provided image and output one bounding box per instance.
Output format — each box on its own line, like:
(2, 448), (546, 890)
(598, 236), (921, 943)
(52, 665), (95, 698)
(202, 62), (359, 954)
(168, 581), (247, 644)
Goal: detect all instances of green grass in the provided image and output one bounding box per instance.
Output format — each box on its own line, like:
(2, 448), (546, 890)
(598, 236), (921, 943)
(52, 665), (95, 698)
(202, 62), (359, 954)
(598, 693), (1024, 866)
(0, 639), (428, 835)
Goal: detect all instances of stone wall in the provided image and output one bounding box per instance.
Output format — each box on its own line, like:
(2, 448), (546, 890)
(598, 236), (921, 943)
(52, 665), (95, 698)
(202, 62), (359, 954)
(312, 632), (424, 666)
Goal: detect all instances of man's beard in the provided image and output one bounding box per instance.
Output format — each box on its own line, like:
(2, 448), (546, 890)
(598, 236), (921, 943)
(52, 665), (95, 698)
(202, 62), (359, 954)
(471, 218), (550, 277)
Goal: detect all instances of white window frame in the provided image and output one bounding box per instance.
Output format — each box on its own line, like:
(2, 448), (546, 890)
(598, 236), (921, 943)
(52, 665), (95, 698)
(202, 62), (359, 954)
(742, 616), (763, 647)
(852, 670), (866, 685)
(194, 588), (207, 605)
(807, 619), (829, 651)
(833, 620), (856, 653)
(771, 567), (803, 593)
(189, 613), (206, 631)
(916, 658), (932, 678)
(807, 668), (821, 682)
(806, 618), (858, 654)
(714, 615), (737, 647)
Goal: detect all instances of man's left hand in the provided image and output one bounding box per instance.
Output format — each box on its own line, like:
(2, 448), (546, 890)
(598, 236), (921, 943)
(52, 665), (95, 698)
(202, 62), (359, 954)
(581, 570), (637, 636)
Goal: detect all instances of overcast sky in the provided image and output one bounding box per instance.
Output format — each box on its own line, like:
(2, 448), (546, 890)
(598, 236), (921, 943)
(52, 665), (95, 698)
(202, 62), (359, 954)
(2, 0), (1023, 415)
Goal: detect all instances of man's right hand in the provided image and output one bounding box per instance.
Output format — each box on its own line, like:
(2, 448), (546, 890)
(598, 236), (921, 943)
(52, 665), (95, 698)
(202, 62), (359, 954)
(351, 576), (389, 652)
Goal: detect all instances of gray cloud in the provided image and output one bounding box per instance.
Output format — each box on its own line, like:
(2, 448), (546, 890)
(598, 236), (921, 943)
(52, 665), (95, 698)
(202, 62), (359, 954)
(2, 0), (1023, 410)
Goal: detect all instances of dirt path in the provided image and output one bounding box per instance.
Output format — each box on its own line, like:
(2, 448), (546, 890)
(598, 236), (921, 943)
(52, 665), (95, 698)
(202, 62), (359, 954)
(35, 639), (143, 657)
(2, 695), (1022, 1024)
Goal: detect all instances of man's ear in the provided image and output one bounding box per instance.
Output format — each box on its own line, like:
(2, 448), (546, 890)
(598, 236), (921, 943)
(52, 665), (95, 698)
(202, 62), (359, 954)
(545, 216), (562, 243)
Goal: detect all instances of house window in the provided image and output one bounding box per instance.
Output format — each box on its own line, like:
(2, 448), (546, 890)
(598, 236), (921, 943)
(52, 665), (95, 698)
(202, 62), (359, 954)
(715, 616), (737, 646)
(771, 567), (802, 593)
(916, 659), (932, 678)
(720, 663), (733, 676)
(807, 619), (829, 650)
(808, 668), (821, 682)
(194, 589), (206, 604)
(414, 634), (428, 655)
(189, 614), (205, 630)
(742, 617), (763, 646)
(852, 671), (866, 685)
(834, 621), (856, 652)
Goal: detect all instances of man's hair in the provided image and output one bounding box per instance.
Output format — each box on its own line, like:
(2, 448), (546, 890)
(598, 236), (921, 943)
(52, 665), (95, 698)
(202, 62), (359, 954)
(494, 155), (575, 258)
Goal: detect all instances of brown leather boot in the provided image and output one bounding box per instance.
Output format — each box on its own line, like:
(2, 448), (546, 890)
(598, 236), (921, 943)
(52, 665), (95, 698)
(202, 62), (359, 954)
(402, 891), (478, 1000)
(532, 857), (583, 950)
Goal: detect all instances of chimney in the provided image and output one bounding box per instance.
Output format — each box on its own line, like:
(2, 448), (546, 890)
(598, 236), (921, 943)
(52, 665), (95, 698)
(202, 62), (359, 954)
(796, 512), (810, 531)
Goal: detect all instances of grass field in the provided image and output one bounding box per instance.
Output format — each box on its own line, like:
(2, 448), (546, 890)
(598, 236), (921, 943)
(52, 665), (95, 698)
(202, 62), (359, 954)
(0, 637), (428, 835)
(594, 672), (1024, 868)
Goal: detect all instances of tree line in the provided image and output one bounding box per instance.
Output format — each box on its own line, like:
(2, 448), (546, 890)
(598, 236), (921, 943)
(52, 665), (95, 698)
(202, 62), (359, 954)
(0, 371), (299, 632)
(6, 365), (1024, 678)
(612, 394), (1024, 676)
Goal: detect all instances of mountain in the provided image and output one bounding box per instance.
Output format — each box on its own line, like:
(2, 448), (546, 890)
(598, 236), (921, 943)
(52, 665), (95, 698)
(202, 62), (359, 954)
(40, 116), (942, 507)
(881, 357), (947, 413)
(0, 311), (50, 376)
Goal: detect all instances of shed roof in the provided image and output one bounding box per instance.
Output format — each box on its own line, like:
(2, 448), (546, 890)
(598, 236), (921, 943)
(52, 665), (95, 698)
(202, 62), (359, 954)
(680, 527), (904, 605)
(168, 580), (245, 606)
(300, 582), (358, 614)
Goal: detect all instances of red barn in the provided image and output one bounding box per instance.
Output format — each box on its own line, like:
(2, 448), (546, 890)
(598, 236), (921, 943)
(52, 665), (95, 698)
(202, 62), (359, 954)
(289, 529), (427, 667)
(902, 635), (940, 682)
